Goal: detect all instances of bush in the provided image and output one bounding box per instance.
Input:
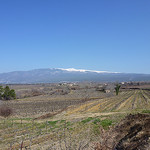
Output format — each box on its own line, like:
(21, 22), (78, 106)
(0, 86), (4, 99)
(0, 106), (13, 118)
(0, 86), (16, 100)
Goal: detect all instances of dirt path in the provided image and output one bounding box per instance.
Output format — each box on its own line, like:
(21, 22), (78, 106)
(42, 111), (127, 122)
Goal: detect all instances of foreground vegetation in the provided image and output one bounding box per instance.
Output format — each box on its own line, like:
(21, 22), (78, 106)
(0, 82), (150, 149)
(0, 112), (149, 150)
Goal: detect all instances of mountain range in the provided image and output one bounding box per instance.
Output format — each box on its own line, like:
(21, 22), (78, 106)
(0, 68), (150, 84)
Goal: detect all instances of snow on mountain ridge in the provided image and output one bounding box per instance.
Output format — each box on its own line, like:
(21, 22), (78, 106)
(58, 68), (119, 73)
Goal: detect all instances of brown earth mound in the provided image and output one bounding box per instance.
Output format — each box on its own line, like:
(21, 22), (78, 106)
(95, 113), (150, 150)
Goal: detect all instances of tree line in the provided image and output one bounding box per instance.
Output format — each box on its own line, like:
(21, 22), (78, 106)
(0, 86), (16, 100)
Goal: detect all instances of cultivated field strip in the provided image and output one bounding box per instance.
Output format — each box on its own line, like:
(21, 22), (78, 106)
(2, 90), (112, 118)
(3, 99), (97, 117)
(89, 91), (134, 112)
(66, 90), (150, 115)
(142, 90), (150, 103)
(0, 89), (150, 149)
(16, 88), (109, 102)
(66, 91), (132, 114)
(2, 90), (150, 118)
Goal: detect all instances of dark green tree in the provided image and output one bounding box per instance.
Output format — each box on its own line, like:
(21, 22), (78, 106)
(9, 89), (16, 99)
(3, 86), (10, 100)
(3, 86), (16, 100)
(0, 86), (4, 99)
(115, 84), (121, 95)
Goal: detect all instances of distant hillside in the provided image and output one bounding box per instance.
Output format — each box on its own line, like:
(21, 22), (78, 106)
(0, 68), (150, 83)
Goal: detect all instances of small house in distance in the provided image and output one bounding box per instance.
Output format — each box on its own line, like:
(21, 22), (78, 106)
(96, 83), (114, 93)
(105, 84), (114, 93)
(105, 89), (111, 93)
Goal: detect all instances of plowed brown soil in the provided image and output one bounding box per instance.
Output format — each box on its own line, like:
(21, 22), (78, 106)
(95, 113), (150, 150)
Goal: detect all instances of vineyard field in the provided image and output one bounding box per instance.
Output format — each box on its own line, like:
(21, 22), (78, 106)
(0, 83), (150, 150)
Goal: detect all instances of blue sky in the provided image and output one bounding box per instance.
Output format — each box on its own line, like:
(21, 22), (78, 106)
(0, 0), (150, 74)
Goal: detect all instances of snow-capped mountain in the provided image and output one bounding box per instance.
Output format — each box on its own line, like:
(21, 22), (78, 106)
(58, 68), (119, 73)
(0, 68), (149, 83)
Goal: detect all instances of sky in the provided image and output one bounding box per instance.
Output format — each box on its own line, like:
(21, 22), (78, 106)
(0, 0), (150, 74)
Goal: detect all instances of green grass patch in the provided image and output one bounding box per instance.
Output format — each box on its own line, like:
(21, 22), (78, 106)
(48, 121), (58, 126)
(100, 119), (112, 129)
(142, 110), (150, 113)
(60, 120), (66, 123)
(65, 121), (71, 126)
(93, 118), (101, 124)
(81, 117), (93, 123)
(93, 124), (100, 135)
(38, 123), (46, 129)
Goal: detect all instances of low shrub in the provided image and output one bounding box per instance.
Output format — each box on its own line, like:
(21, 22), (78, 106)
(0, 106), (13, 118)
